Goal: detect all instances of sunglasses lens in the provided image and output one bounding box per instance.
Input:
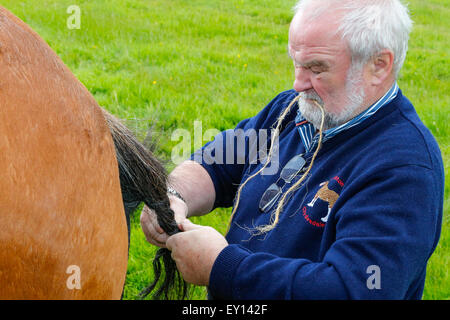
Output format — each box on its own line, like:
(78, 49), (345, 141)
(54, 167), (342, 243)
(280, 154), (306, 182)
(259, 183), (282, 212)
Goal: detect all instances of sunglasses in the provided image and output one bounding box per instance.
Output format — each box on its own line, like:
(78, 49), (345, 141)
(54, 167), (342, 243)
(258, 154), (307, 213)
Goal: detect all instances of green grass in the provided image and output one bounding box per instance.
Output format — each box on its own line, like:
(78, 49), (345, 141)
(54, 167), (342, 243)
(2, 0), (448, 300)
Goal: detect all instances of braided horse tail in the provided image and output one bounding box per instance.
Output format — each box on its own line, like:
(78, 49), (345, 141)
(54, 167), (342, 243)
(102, 109), (188, 300)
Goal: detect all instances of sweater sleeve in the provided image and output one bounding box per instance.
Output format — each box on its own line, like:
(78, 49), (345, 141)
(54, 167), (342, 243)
(208, 164), (443, 299)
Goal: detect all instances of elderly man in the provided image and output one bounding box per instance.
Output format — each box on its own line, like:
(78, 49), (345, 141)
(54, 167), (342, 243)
(141, 0), (444, 299)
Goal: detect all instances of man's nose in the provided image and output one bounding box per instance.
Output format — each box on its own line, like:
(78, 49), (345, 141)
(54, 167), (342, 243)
(293, 67), (313, 92)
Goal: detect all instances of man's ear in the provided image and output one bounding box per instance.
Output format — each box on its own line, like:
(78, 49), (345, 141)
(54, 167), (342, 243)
(369, 49), (394, 85)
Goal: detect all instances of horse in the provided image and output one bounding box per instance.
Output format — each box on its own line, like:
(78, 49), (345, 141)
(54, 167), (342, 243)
(0, 6), (185, 299)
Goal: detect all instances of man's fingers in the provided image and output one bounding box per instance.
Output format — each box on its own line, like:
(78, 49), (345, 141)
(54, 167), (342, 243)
(140, 206), (168, 247)
(168, 195), (189, 224)
(179, 219), (202, 232)
(142, 205), (164, 234)
(166, 228), (187, 252)
(147, 226), (168, 247)
(166, 234), (175, 251)
(140, 198), (190, 249)
(142, 223), (168, 247)
(174, 210), (187, 224)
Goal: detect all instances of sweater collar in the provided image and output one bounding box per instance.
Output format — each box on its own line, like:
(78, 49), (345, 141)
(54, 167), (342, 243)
(295, 82), (399, 153)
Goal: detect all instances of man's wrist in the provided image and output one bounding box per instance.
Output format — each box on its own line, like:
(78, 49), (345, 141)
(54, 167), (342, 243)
(167, 186), (186, 203)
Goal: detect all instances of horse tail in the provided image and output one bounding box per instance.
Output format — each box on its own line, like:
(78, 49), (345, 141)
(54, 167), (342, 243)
(102, 108), (188, 300)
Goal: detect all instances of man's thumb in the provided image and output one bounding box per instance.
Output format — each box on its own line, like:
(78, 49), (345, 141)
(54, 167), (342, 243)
(179, 219), (200, 232)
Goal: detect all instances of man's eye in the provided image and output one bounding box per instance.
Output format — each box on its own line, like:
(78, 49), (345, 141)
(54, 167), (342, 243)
(310, 67), (323, 74)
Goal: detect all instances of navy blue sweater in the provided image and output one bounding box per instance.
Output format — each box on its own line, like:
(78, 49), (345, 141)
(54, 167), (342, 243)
(192, 89), (444, 299)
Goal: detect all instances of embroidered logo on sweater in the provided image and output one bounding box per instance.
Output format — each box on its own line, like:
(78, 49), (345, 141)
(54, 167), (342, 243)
(302, 176), (344, 228)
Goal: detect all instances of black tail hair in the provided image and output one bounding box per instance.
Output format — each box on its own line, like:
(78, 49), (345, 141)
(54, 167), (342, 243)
(102, 108), (188, 300)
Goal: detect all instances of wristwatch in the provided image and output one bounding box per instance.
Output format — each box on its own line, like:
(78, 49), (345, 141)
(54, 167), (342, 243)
(167, 186), (186, 203)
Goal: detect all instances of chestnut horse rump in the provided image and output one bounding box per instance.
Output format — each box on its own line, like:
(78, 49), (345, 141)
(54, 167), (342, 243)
(0, 7), (128, 299)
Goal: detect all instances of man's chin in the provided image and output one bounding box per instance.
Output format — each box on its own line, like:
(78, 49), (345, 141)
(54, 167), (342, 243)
(298, 99), (326, 128)
(299, 111), (326, 129)
(300, 107), (345, 131)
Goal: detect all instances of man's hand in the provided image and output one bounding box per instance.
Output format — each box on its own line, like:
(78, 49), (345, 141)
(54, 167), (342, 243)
(166, 219), (228, 286)
(140, 195), (188, 248)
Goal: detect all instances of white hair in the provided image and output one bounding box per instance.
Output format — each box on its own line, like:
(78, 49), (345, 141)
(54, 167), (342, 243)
(293, 0), (413, 78)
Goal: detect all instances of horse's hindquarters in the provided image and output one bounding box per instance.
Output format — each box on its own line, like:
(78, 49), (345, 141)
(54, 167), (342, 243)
(0, 6), (128, 299)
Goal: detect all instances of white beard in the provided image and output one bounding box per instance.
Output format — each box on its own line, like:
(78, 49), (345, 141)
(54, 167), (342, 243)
(297, 64), (366, 130)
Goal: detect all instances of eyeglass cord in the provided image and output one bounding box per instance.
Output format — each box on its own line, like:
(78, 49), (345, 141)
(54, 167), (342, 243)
(228, 94), (325, 235)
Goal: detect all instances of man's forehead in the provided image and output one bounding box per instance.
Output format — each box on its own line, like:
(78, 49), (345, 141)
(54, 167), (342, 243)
(288, 15), (348, 65)
(288, 48), (331, 69)
(288, 43), (338, 66)
(289, 9), (343, 45)
(290, 23), (341, 48)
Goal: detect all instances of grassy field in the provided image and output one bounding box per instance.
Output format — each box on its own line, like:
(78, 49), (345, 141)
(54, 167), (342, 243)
(2, 0), (448, 299)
